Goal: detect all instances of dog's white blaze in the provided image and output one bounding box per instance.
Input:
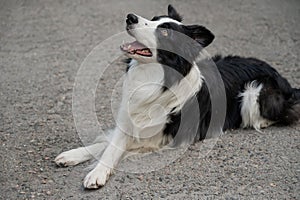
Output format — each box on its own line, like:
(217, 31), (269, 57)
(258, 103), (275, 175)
(239, 81), (274, 131)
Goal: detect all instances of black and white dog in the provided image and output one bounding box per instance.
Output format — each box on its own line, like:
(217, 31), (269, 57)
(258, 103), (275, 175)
(55, 5), (300, 189)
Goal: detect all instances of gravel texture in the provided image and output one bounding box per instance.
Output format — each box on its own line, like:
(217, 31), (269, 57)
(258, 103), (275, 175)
(0, 0), (299, 199)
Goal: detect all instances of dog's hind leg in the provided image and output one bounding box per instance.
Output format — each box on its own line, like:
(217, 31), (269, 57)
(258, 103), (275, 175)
(54, 134), (111, 167)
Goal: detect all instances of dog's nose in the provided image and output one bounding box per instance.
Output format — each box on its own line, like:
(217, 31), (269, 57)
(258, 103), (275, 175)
(126, 13), (138, 25)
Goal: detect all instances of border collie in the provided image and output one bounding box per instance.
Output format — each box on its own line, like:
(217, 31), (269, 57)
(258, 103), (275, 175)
(55, 5), (300, 189)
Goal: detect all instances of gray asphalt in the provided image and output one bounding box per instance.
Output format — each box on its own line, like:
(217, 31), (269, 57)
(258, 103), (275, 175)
(0, 0), (299, 199)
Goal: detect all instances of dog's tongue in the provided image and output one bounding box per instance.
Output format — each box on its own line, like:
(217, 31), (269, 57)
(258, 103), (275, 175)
(120, 41), (152, 56)
(121, 41), (147, 52)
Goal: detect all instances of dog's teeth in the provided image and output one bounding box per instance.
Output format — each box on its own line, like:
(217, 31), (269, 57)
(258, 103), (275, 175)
(128, 45), (131, 49)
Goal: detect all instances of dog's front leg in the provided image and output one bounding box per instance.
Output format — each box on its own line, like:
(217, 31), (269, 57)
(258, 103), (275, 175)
(83, 128), (127, 189)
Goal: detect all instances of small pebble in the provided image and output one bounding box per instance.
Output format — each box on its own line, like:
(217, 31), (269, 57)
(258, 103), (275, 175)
(137, 175), (143, 181)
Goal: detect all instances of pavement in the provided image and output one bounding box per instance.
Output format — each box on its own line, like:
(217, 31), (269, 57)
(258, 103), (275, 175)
(0, 0), (299, 199)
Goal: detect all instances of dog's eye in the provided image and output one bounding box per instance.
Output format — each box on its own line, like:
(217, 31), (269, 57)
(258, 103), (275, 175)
(161, 29), (168, 36)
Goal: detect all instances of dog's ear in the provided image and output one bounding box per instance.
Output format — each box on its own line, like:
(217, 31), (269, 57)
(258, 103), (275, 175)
(185, 25), (215, 47)
(168, 4), (182, 22)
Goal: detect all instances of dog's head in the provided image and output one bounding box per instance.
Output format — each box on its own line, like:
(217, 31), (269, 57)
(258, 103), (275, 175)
(120, 5), (215, 64)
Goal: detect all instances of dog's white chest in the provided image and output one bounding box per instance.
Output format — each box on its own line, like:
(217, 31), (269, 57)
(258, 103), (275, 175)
(123, 63), (166, 137)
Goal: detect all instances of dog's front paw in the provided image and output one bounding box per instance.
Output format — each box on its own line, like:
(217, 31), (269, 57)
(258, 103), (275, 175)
(54, 148), (89, 167)
(83, 165), (112, 189)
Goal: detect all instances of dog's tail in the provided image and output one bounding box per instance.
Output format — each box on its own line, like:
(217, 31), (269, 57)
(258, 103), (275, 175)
(259, 81), (300, 126)
(282, 88), (300, 125)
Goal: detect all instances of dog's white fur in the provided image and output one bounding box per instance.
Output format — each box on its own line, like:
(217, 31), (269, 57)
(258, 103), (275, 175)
(239, 81), (274, 131)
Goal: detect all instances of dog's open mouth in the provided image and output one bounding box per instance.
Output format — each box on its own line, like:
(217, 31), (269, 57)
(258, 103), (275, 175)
(120, 41), (152, 57)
